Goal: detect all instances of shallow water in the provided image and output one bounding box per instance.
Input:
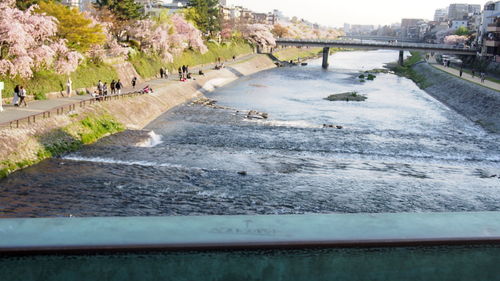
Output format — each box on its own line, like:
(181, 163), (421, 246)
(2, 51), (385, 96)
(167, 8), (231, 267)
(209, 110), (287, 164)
(1, 50), (499, 218)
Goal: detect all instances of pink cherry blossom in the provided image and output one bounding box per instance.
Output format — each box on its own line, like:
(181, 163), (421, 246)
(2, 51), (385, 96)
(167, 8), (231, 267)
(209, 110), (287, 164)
(0, 3), (82, 77)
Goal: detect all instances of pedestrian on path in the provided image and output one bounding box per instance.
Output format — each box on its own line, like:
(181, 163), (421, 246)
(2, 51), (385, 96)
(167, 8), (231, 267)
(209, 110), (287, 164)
(178, 67), (182, 81)
(459, 67), (463, 77)
(103, 82), (108, 95)
(110, 80), (116, 95)
(97, 80), (103, 95)
(182, 65), (187, 80)
(160, 67), (164, 78)
(132, 77), (137, 89)
(66, 77), (72, 97)
(116, 79), (123, 95)
(18, 86), (27, 107)
(472, 69), (475, 78)
(480, 72), (486, 83)
(13, 85), (20, 107)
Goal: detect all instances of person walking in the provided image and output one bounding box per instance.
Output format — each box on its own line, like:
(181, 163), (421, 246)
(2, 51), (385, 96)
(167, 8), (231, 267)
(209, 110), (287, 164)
(13, 85), (20, 107)
(66, 77), (72, 97)
(480, 72), (486, 83)
(178, 67), (182, 81)
(116, 79), (123, 95)
(182, 65), (187, 79)
(459, 67), (463, 77)
(97, 80), (103, 96)
(160, 67), (165, 79)
(110, 80), (116, 95)
(18, 86), (27, 107)
(103, 82), (108, 95)
(132, 77), (137, 89)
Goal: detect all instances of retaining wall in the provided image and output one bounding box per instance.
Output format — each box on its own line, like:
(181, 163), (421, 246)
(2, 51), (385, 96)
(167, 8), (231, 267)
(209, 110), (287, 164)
(0, 55), (276, 177)
(413, 62), (500, 133)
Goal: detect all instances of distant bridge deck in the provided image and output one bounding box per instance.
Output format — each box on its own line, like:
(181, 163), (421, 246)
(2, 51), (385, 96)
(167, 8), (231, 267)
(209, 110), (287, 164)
(339, 35), (419, 43)
(276, 38), (478, 55)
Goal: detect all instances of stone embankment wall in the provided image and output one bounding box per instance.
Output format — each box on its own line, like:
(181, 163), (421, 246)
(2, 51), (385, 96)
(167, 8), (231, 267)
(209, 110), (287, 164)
(413, 63), (500, 133)
(0, 55), (276, 177)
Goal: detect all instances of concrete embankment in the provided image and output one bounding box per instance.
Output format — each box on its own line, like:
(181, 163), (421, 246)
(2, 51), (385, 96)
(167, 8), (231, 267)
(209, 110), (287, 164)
(0, 55), (276, 177)
(413, 62), (500, 133)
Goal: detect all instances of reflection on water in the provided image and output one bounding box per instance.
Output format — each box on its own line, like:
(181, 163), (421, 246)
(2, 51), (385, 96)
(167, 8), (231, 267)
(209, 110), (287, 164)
(0, 50), (499, 218)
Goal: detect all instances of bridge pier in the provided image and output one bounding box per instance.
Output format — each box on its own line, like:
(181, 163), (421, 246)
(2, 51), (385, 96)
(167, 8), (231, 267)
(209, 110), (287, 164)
(398, 50), (404, 66)
(322, 47), (330, 69)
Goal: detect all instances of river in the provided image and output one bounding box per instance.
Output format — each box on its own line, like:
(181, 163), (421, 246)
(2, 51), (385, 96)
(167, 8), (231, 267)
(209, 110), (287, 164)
(1, 50), (499, 218)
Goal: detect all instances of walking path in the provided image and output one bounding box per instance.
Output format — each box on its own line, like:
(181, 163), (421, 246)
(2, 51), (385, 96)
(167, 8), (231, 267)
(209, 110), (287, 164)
(0, 53), (258, 127)
(427, 56), (500, 91)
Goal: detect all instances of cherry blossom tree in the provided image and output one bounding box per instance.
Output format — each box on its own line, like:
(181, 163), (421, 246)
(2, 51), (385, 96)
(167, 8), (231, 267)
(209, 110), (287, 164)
(444, 35), (468, 45)
(240, 24), (276, 47)
(0, 1), (82, 78)
(126, 13), (207, 62)
(171, 14), (208, 54)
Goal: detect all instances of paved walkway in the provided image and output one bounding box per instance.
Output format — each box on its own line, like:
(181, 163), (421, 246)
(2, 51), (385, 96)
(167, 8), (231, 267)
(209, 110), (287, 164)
(427, 56), (500, 91)
(0, 53), (258, 127)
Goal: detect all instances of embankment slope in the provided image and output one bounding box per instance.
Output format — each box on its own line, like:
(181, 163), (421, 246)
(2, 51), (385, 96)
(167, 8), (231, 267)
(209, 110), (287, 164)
(413, 62), (500, 133)
(0, 55), (276, 177)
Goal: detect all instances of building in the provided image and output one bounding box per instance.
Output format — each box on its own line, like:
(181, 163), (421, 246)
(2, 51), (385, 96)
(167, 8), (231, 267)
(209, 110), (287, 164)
(434, 8), (448, 22)
(253, 13), (268, 24)
(451, 20), (468, 29)
(480, 2), (500, 59)
(484, 16), (500, 60)
(448, 4), (469, 20)
(401, 19), (427, 40)
(448, 3), (482, 20)
(61, 0), (82, 8)
(479, 1), (500, 44)
(345, 24), (375, 35)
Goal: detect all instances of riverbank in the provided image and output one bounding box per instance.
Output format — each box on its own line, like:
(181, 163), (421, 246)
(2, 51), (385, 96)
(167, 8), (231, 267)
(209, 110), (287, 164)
(387, 52), (500, 133)
(412, 62), (500, 133)
(0, 54), (276, 178)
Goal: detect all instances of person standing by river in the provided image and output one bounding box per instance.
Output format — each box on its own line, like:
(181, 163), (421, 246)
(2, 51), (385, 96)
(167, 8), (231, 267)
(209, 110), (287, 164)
(131, 77), (137, 89)
(66, 77), (72, 97)
(12, 85), (20, 107)
(116, 80), (123, 95)
(97, 80), (103, 95)
(18, 86), (27, 107)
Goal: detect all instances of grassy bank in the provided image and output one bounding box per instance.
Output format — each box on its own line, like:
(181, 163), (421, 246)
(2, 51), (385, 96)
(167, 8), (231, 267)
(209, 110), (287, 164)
(0, 114), (124, 178)
(129, 40), (254, 79)
(0, 61), (119, 98)
(389, 52), (431, 89)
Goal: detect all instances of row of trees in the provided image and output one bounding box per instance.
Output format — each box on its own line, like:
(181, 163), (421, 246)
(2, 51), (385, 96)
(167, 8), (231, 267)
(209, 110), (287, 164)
(0, 0), (295, 80)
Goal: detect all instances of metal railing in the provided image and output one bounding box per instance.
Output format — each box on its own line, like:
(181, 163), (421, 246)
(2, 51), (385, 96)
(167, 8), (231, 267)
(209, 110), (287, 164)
(0, 91), (145, 130)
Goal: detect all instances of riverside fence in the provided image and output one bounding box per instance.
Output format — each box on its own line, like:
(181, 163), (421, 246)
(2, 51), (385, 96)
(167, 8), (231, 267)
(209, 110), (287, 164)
(0, 91), (146, 129)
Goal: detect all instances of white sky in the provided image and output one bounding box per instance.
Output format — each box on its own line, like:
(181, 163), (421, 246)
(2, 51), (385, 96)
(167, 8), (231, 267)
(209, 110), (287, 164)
(226, 0), (487, 27)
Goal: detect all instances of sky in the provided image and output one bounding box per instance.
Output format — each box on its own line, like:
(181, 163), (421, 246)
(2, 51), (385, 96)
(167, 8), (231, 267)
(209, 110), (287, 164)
(226, 0), (487, 27)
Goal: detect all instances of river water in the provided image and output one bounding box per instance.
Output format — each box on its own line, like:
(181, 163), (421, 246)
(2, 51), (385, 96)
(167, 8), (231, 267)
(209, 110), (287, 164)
(1, 50), (499, 218)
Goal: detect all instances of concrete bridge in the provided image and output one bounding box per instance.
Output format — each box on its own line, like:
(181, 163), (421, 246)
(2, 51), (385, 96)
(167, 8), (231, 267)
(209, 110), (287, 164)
(339, 35), (420, 43)
(275, 38), (479, 69)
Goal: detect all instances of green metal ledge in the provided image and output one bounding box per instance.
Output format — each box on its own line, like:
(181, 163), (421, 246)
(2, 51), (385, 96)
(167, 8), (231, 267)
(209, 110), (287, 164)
(1, 212), (500, 254)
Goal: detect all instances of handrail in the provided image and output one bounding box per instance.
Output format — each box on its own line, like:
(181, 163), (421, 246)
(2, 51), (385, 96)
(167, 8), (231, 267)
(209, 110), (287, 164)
(1, 212), (500, 254)
(0, 90), (145, 129)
